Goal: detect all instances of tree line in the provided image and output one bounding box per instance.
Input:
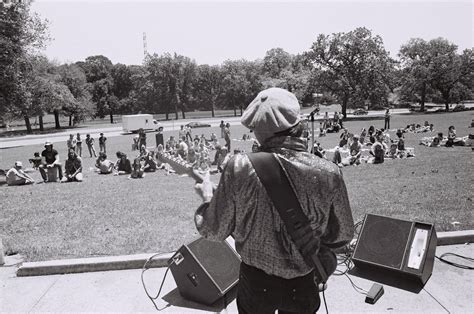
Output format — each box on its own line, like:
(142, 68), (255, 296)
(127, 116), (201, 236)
(1, 2), (473, 133)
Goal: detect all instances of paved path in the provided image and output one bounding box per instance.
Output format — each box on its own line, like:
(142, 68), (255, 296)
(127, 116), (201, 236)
(1, 243), (472, 312)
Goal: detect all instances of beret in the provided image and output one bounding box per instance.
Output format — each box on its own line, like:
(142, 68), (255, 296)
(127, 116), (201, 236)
(241, 88), (300, 142)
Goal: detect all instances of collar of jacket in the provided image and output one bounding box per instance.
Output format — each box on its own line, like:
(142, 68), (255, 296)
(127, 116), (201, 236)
(260, 136), (308, 152)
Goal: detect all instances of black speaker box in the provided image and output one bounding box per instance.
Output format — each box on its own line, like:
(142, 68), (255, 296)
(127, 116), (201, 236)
(351, 214), (437, 292)
(168, 237), (241, 305)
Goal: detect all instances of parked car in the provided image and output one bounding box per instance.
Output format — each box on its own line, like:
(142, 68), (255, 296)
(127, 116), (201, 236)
(452, 104), (467, 112)
(186, 122), (211, 128)
(352, 108), (368, 115)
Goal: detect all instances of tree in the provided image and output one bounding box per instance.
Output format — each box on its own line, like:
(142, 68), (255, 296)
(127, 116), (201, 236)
(80, 55), (116, 123)
(57, 63), (94, 126)
(398, 38), (433, 111)
(195, 64), (223, 117)
(262, 48), (292, 78)
(305, 27), (395, 117)
(0, 1), (49, 133)
(428, 40), (472, 111)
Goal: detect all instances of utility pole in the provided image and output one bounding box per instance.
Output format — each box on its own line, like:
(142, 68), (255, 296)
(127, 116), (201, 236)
(143, 32), (148, 59)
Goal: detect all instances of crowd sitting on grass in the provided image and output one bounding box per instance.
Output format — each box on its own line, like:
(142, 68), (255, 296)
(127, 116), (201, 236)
(419, 126), (470, 147)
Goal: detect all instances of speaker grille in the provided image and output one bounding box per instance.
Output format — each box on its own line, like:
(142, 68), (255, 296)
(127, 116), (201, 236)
(355, 215), (412, 269)
(188, 238), (240, 292)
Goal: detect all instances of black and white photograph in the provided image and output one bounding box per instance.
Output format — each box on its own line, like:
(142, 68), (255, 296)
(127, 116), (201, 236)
(0, 0), (473, 312)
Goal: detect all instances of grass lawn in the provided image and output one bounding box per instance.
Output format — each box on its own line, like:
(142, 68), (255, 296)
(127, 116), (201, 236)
(0, 111), (473, 262)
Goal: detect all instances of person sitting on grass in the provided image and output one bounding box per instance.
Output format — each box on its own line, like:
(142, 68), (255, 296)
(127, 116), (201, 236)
(369, 134), (386, 164)
(95, 152), (114, 174)
(62, 149), (83, 182)
(349, 135), (362, 165)
(114, 151), (132, 175)
(130, 158), (145, 179)
(312, 142), (326, 159)
(429, 133), (444, 147)
(176, 139), (188, 159)
(6, 161), (35, 186)
(138, 145), (149, 159)
(187, 147), (198, 165)
(359, 128), (367, 144)
(29, 152), (42, 170)
(143, 151), (157, 172)
(339, 128), (349, 148)
(446, 126), (456, 147)
(39, 141), (63, 182)
(166, 136), (177, 153)
(395, 129), (406, 151)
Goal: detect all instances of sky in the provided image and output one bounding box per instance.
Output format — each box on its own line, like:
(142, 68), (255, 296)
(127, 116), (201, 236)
(30, 0), (473, 66)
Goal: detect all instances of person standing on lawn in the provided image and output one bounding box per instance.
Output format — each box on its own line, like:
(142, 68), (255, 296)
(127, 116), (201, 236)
(39, 141), (63, 182)
(6, 161), (35, 186)
(67, 134), (77, 151)
(384, 108), (391, 130)
(138, 128), (147, 148)
(85, 134), (97, 158)
(224, 122), (231, 151)
(192, 87), (354, 313)
(178, 125), (186, 141)
(220, 120), (225, 138)
(62, 149), (83, 182)
(155, 126), (164, 148)
(98, 133), (107, 154)
(75, 133), (82, 157)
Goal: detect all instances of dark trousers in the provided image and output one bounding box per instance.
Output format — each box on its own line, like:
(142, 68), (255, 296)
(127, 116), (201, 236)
(237, 263), (320, 314)
(384, 118), (390, 130)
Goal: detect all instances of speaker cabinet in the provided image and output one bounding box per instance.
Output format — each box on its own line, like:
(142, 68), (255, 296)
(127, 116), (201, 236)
(168, 237), (241, 305)
(351, 214), (437, 292)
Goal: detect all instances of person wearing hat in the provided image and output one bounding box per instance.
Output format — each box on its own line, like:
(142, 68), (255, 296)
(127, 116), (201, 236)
(6, 161), (35, 186)
(192, 88), (354, 313)
(39, 141), (63, 182)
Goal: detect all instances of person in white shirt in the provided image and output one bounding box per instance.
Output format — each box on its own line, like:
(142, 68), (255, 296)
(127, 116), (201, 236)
(6, 161), (35, 186)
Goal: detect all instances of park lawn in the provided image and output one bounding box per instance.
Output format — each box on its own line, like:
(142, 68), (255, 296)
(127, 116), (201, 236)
(0, 111), (473, 262)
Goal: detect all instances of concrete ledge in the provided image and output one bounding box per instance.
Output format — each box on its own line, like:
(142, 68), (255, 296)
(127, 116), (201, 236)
(437, 230), (474, 246)
(16, 252), (174, 277)
(14, 230), (473, 277)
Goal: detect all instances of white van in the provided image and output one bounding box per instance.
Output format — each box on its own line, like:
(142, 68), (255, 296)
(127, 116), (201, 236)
(122, 114), (161, 133)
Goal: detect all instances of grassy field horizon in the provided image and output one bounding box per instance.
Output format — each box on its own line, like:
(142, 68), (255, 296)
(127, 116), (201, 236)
(0, 111), (473, 262)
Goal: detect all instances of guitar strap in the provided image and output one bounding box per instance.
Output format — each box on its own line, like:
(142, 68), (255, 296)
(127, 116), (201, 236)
(248, 151), (334, 283)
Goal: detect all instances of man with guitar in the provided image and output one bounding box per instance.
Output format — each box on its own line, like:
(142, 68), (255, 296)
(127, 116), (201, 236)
(193, 88), (354, 313)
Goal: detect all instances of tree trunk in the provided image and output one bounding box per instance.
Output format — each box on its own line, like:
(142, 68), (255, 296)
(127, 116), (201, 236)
(240, 106), (243, 116)
(54, 110), (61, 129)
(110, 112), (114, 124)
(341, 95), (349, 119)
(174, 93), (180, 120)
(211, 99), (215, 118)
(420, 82), (426, 112)
(165, 112), (169, 120)
(24, 115), (32, 134)
(181, 105), (186, 119)
(69, 115), (73, 127)
(445, 101), (450, 112)
(39, 115), (44, 131)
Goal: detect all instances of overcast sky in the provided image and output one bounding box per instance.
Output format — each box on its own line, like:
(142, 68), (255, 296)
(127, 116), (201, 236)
(31, 0), (473, 66)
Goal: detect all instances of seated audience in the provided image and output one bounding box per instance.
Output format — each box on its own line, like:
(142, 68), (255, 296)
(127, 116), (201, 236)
(62, 149), (83, 182)
(95, 152), (114, 174)
(143, 151), (157, 172)
(39, 141), (63, 182)
(114, 151), (132, 175)
(6, 161), (35, 186)
(130, 158), (145, 178)
(29, 152), (42, 169)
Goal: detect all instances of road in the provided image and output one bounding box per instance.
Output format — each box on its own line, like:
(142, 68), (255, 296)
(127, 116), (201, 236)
(0, 109), (416, 149)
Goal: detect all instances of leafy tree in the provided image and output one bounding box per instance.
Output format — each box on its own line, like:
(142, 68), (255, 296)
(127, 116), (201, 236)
(305, 27), (395, 117)
(428, 40), (472, 111)
(398, 38), (434, 111)
(80, 55), (116, 123)
(57, 63), (93, 126)
(262, 48), (291, 78)
(195, 64), (223, 117)
(0, 1), (49, 133)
